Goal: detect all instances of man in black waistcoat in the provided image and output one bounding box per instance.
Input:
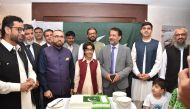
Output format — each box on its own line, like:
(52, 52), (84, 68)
(0, 15), (37, 109)
(160, 27), (189, 93)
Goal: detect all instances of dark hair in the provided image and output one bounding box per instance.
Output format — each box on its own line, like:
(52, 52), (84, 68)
(24, 24), (33, 30)
(153, 78), (166, 89)
(43, 29), (53, 36)
(1, 15), (23, 38)
(87, 27), (97, 35)
(65, 31), (75, 37)
(110, 27), (122, 36)
(83, 42), (95, 51)
(34, 27), (43, 32)
(141, 22), (153, 29)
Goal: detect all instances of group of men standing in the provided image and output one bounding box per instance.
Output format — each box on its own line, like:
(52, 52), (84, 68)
(0, 15), (189, 109)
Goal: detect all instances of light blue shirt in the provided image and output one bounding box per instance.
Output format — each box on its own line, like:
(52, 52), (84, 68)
(110, 44), (119, 74)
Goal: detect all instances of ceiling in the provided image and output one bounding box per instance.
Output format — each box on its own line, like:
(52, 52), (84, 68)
(1, 0), (190, 9)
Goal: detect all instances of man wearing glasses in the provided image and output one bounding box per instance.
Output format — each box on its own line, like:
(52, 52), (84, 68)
(0, 16), (37, 109)
(160, 27), (189, 94)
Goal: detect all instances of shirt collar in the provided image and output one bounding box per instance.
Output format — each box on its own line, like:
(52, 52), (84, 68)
(142, 38), (152, 42)
(82, 57), (94, 63)
(47, 43), (51, 47)
(1, 39), (15, 51)
(111, 43), (119, 49)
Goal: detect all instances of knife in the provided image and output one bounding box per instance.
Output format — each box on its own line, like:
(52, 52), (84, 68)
(51, 98), (64, 107)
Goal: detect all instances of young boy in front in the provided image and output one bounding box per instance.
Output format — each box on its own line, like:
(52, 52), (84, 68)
(143, 78), (168, 109)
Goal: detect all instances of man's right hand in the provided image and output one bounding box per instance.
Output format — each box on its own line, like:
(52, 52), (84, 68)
(44, 90), (53, 99)
(105, 73), (112, 82)
(20, 81), (33, 92)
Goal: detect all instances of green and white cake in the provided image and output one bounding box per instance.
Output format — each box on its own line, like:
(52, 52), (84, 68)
(69, 95), (111, 109)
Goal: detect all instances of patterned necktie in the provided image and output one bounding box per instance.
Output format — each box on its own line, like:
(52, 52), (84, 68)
(10, 48), (16, 56)
(10, 47), (17, 58)
(110, 46), (116, 74)
(26, 45), (35, 64)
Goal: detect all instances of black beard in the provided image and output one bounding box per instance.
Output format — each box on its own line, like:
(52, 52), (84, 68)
(88, 37), (96, 42)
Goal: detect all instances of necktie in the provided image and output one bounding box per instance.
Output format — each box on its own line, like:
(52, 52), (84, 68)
(110, 46), (116, 74)
(26, 45), (35, 64)
(10, 48), (17, 62)
(11, 48), (17, 56)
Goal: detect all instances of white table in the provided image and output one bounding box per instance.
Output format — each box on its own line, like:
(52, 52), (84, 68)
(46, 97), (137, 109)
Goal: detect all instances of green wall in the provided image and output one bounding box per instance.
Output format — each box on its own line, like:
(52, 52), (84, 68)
(63, 22), (142, 48)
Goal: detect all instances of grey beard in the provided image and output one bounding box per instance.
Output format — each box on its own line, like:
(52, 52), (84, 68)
(173, 41), (188, 49)
(25, 40), (34, 45)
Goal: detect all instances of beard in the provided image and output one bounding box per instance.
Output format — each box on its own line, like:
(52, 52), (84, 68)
(10, 34), (20, 44)
(173, 40), (187, 49)
(88, 36), (96, 42)
(25, 40), (34, 45)
(109, 39), (118, 46)
(53, 41), (64, 48)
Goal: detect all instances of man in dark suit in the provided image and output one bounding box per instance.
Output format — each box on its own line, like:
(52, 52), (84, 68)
(41, 29), (53, 49)
(23, 24), (41, 72)
(23, 24), (42, 109)
(98, 27), (133, 97)
(0, 16), (37, 109)
(39, 30), (75, 107)
(64, 31), (79, 64)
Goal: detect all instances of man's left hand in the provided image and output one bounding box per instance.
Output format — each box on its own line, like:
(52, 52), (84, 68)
(112, 73), (120, 83)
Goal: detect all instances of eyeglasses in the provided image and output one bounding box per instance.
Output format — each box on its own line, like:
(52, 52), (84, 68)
(54, 35), (64, 38)
(10, 27), (24, 33)
(175, 33), (186, 37)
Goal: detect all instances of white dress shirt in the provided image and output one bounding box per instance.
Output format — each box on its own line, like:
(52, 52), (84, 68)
(67, 45), (74, 52)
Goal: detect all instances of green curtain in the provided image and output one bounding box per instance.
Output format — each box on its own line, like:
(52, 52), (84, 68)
(63, 22), (142, 48)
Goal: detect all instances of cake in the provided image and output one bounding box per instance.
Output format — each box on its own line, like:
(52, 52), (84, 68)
(69, 95), (111, 109)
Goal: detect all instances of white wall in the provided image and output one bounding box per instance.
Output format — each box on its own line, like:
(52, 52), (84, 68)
(0, 3), (190, 43)
(0, 3), (32, 24)
(148, 6), (190, 43)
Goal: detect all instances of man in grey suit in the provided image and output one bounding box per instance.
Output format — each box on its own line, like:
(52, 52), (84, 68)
(98, 27), (133, 97)
(64, 31), (79, 64)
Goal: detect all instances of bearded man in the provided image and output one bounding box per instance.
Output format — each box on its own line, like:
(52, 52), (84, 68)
(78, 27), (105, 59)
(39, 30), (75, 107)
(160, 27), (189, 93)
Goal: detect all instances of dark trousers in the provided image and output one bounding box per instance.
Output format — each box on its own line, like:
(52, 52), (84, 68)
(33, 87), (44, 109)
(103, 83), (126, 97)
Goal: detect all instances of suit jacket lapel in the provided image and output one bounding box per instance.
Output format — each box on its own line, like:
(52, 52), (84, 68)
(17, 47), (28, 77)
(115, 44), (121, 71)
(107, 45), (111, 69)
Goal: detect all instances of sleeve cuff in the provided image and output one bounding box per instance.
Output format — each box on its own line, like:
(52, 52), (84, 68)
(12, 83), (20, 92)
(148, 73), (154, 78)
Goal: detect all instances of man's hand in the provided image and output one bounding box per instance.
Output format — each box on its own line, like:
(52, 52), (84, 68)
(20, 81), (33, 92)
(70, 89), (74, 95)
(44, 90), (53, 99)
(105, 73), (112, 82)
(26, 78), (36, 90)
(137, 74), (143, 80)
(141, 74), (150, 81)
(178, 68), (190, 109)
(112, 73), (120, 83)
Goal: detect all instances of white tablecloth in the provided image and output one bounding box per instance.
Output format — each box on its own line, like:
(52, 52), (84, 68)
(46, 97), (137, 109)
